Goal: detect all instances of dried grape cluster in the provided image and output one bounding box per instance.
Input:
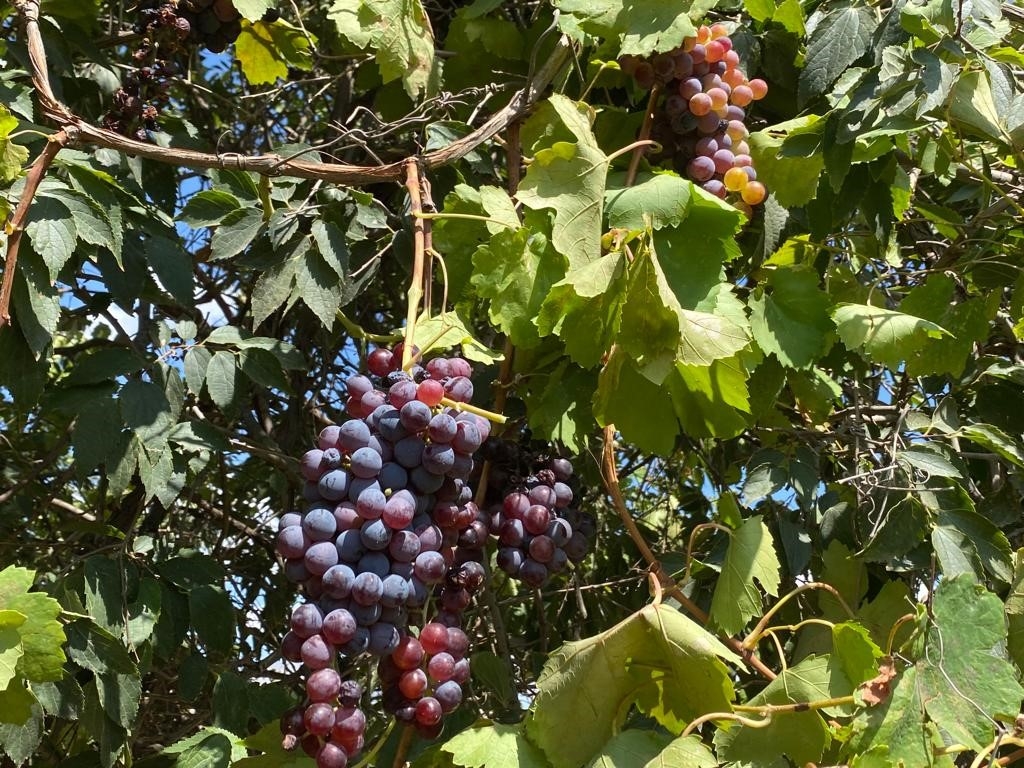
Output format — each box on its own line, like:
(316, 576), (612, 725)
(621, 23), (770, 216)
(274, 345), (496, 762)
(104, 0), (271, 139)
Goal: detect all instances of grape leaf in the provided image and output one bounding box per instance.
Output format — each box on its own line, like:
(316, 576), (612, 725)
(749, 265), (833, 369)
(798, 5), (877, 105)
(471, 227), (567, 349)
(1008, 550), (1024, 675)
(0, 567), (66, 683)
(0, 611), (26, 691)
(709, 515), (781, 635)
(233, 0), (274, 21)
(235, 19), (314, 86)
(748, 117), (826, 208)
(586, 730), (669, 767)
(24, 197), (76, 281)
(643, 735), (717, 768)
(0, 104), (28, 184)
(442, 722), (550, 768)
(831, 303), (948, 367)
(594, 349), (679, 456)
(554, 0), (696, 55)
(667, 358), (751, 438)
(518, 96), (608, 269)
(605, 173), (692, 230)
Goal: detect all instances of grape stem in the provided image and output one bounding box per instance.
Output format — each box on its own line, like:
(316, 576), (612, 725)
(413, 211), (519, 230)
(349, 717), (396, 768)
(439, 396), (508, 425)
(390, 723), (416, 768)
(402, 158), (427, 370)
(625, 84), (661, 186)
(606, 139), (661, 165)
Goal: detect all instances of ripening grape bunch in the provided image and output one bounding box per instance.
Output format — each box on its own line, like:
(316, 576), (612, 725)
(176, 0), (247, 54)
(273, 344), (495, 763)
(620, 23), (770, 216)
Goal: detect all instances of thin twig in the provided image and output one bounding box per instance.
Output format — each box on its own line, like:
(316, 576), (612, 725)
(0, 129), (67, 328)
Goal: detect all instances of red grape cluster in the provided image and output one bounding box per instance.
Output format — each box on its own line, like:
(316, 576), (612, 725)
(621, 24), (769, 216)
(177, 0), (246, 53)
(491, 458), (591, 588)
(274, 345), (492, 762)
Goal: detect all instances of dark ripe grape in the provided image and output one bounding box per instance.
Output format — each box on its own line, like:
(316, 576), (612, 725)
(304, 701), (336, 735)
(634, 61), (656, 89)
(306, 541), (340, 576)
(318, 470), (351, 502)
(673, 52), (695, 79)
(367, 348), (393, 376)
(282, 630), (304, 662)
(351, 572), (383, 606)
(382, 605), (408, 628)
(384, 370), (412, 389)
(343, 626), (371, 654)
(414, 551), (446, 584)
(441, 587), (471, 612)
(392, 635), (424, 669)
(389, 530), (421, 563)
(394, 436), (424, 469)
(378, 462), (408, 493)
(308, 667), (343, 702)
(414, 524), (442, 553)
(696, 136), (718, 157)
(618, 53), (639, 75)
(452, 657), (471, 684)
(687, 155), (716, 182)
(457, 519), (488, 549)
(390, 342), (419, 370)
(291, 603), (324, 638)
(356, 487), (386, 520)
(357, 552), (390, 578)
(307, 578), (324, 600)
(285, 558), (311, 584)
(547, 518), (573, 547)
(368, 622), (401, 655)
(350, 600), (381, 626)
(425, 356), (452, 379)
(427, 413), (457, 443)
(451, 421), (481, 453)
(450, 453), (474, 480)
(422, 444), (455, 475)
(280, 510), (302, 528)
(400, 400), (432, 432)
(528, 485), (557, 508)
(399, 668), (428, 698)
(651, 53), (676, 81)
(454, 501), (477, 530)
(499, 519), (525, 547)
(383, 490), (416, 529)
(503, 492), (530, 519)
(390, 562), (414, 580)
(497, 547), (524, 574)
(713, 148), (736, 174)
(360, 389), (386, 414)
(345, 396), (367, 418)
(301, 734), (321, 758)
(301, 449), (326, 481)
(446, 627), (469, 659)
(336, 529), (366, 563)
(338, 679), (363, 706)
(346, 374), (373, 398)
(338, 420), (371, 452)
(459, 412), (490, 442)
(349, 447), (382, 479)
(427, 651), (456, 682)
(395, 703), (417, 723)
(406, 577), (429, 607)
(380, 574), (410, 607)
(303, 505), (337, 541)
(411, 467), (445, 494)
(419, 622), (449, 655)
(332, 705), (366, 739)
(434, 680), (463, 712)
(360, 519), (392, 551)
(316, 743), (348, 768)
(691, 43), (706, 65)
(322, 565), (355, 599)
(552, 482), (573, 508)
(523, 505), (551, 535)
(415, 697), (443, 726)
(664, 94), (688, 116)
(388, 379), (418, 409)
(277, 525), (309, 559)
(678, 77), (702, 100)
(518, 558), (549, 588)
(564, 531), (590, 561)
(321, 448), (343, 470)
(301, 634), (336, 669)
(303, 482), (323, 502)
(318, 426), (341, 451)
(281, 705), (306, 735)
(549, 547), (570, 573)
(529, 535), (556, 564)
(416, 379), (445, 407)
(443, 377), (473, 403)
(697, 112), (723, 135)
(449, 358), (472, 378)
(703, 179), (727, 199)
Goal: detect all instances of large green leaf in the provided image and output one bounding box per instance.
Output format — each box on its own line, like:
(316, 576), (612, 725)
(235, 19), (314, 85)
(749, 265), (833, 369)
(518, 96), (608, 269)
(831, 303), (948, 367)
(0, 567), (66, 683)
(798, 6), (877, 104)
(709, 515), (781, 635)
(554, 0), (696, 55)
(442, 722), (550, 768)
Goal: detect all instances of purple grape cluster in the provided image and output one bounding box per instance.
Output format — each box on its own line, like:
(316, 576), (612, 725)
(488, 457), (592, 587)
(274, 346), (493, 759)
